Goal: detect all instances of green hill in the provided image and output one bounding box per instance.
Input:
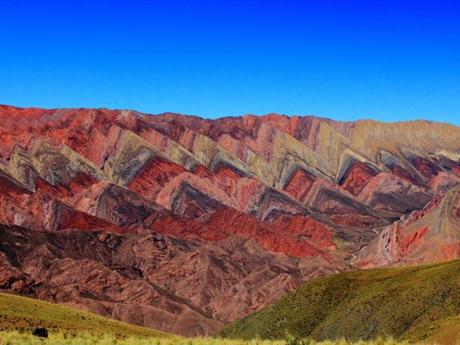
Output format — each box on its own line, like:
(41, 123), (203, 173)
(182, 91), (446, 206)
(404, 315), (460, 344)
(0, 292), (169, 338)
(220, 260), (460, 343)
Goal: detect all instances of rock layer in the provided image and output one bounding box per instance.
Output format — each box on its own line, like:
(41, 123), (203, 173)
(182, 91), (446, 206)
(1, 105), (460, 335)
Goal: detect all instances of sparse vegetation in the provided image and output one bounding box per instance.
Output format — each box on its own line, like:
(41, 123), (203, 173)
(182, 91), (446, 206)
(221, 260), (460, 344)
(403, 315), (460, 345)
(0, 292), (167, 338)
(0, 332), (418, 345)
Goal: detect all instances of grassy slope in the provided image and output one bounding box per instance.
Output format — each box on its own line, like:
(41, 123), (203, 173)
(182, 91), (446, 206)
(221, 260), (460, 342)
(404, 315), (460, 345)
(0, 292), (168, 338)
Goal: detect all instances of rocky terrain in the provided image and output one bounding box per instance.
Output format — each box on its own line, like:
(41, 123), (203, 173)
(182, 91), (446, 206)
(0, 105), (460, 335)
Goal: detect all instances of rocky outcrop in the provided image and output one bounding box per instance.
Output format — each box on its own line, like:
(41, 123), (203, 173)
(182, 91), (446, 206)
(354, 187), (460, 267)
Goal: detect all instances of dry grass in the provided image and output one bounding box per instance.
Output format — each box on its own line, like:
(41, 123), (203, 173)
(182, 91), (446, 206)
(0, 331), (418, 345)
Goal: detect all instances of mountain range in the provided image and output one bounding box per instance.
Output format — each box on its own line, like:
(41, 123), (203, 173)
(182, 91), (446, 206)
(0, 104), (459, 336)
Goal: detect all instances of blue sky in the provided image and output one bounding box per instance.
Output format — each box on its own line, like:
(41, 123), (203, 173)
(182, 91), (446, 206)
(0, 0), (459, 124)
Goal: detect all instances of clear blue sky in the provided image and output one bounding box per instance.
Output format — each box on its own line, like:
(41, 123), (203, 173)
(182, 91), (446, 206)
(0, 1), (459, 124)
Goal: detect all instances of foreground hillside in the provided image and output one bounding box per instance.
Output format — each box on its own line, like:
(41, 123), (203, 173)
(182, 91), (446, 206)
(0, 292), (415, 345)
(0, 292), (167, 338)
(221, 260), (460, 343)
(0, 293), (430, 344)
(0, 267), (458, 345)
(404, 315), (460, 345)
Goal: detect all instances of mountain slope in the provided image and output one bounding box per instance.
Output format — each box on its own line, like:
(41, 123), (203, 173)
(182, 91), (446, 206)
(0, 224), (339, 336)
(354, 186), (460, 267)
(220, 260), (460, 341)
(1, 105), (460, 336)
(403, 315), (460, 345)
(0, 292), (168, 337)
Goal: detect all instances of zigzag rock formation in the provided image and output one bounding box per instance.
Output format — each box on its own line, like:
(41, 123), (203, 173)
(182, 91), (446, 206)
(0, 105), (460, 335)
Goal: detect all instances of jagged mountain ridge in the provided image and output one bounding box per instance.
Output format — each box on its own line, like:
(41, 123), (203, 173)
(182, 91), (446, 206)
(0, 104), (460, 335)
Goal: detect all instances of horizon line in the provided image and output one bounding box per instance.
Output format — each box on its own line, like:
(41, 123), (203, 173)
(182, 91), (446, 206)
(0, 103), (457, 128)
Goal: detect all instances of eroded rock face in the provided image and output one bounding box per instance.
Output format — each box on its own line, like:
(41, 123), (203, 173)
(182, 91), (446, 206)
(0, 225), (340, 335)
(340, 161), (379, 196)
(1, 105), (460, 335)
(354, 188), (460, 267)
